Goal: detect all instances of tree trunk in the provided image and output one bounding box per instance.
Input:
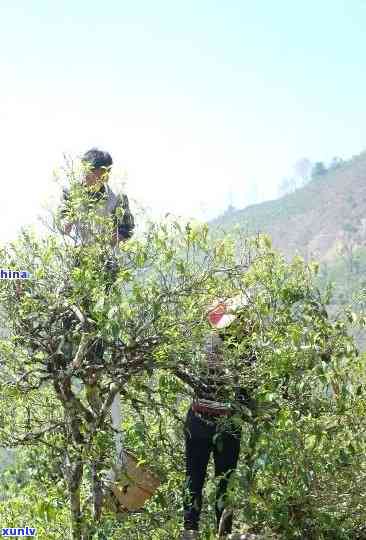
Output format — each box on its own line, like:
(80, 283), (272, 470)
(85, 380), (104, 521)
(65, 458), (84, 540)
(111, 392), (126, 471)
(91, 459), (103, 522)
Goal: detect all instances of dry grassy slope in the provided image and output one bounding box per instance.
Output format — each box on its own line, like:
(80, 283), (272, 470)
(212, 151), (366, 261)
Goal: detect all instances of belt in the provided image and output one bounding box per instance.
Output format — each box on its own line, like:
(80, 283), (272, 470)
(191, 402), (231, 417)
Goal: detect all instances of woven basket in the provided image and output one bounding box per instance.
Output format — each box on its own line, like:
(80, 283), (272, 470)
(109, 451), (160, 512)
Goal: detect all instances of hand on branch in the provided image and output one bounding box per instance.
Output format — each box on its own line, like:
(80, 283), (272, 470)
(64, 222), (73, 235)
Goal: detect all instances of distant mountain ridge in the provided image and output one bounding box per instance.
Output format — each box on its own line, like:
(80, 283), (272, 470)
(211, 151), (366, 262)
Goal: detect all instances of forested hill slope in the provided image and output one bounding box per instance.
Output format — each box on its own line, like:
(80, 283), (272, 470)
(211, 151), (366, 262)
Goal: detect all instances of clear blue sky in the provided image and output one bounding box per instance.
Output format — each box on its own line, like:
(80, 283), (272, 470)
(1, 0), (366, 240)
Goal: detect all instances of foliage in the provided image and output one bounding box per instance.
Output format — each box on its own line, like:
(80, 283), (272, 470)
(0, 163), (251, 538)
(311, 162), (327, 179)
(1, 162), (366, 538)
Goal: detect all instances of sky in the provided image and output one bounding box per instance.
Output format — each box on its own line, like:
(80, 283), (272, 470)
(1, 0), (366, 242)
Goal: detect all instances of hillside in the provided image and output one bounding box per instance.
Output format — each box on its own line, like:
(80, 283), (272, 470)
(212, 151), (366, 262)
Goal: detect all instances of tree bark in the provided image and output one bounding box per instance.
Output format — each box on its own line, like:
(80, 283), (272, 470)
(65, 457), (84, 540)
(111, 392), (126, 470)
(91, 460), (103, 522)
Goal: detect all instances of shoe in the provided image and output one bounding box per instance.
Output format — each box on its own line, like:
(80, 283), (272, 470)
(180, 530), (199, 539)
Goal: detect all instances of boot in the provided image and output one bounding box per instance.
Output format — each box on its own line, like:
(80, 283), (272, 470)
(180, 530), (199, 539)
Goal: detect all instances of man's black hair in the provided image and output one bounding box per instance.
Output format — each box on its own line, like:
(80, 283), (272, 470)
(81, 148), (113, 170)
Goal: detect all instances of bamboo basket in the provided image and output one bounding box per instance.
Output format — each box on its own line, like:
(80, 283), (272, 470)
(109, 451), (160, 512)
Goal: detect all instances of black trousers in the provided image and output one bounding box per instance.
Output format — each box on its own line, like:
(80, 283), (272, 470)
(183, 407), (241, 534)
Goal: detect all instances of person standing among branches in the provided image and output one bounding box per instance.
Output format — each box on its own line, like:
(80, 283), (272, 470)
(61, 147), (135, 245)
(181, 295), (255, 540)
(15, 148), (135, 299)
(58, 148), (136, 518)
(58, 147), (136, 368)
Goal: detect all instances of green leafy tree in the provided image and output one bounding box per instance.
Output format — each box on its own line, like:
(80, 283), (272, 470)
(311, 162), (327, 179)
(0, 164), (252, 538)
(329, 156), (344, 170)
(0, 163), (366, 539)
(277, 177), (297, 197)
(294, 157), (312, 187)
